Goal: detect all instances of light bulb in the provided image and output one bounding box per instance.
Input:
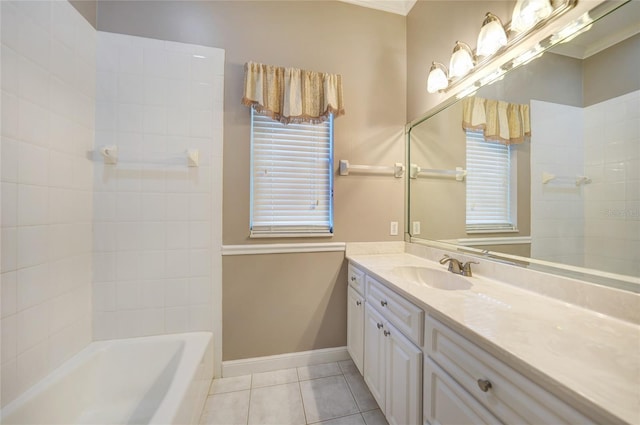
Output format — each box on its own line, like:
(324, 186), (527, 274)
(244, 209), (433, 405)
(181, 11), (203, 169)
(427, 62), (448, 93)
(449, 41), (475, 79)
(476, 12), (508, 57)
(511, 0), (553, 33)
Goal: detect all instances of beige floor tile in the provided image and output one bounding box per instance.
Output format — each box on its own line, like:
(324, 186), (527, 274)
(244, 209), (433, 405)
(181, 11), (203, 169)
(251, 368), (298, 388)
(361, 409), (388, 425)
(248, 382), (306, 425)
(209, 375), (252, 394)
(297, 362), (342, 381)
(344, 372), (379, 412)
(200, 390), (250, 425)
(314, 413), (366, 425)
(338, 360), (359, 375)
(300, 375), (359, 423)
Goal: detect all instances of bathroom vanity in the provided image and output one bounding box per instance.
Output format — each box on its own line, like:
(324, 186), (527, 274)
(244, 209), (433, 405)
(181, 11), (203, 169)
(346, 243), (639, 425)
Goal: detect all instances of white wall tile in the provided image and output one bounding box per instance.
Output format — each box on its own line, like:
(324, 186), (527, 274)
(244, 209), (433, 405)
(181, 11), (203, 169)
(17, 225), (49, 269)
(1, 227), (18, 272)
(18, 185), (49, 226)
(93, 32), (223, 340)
(1, 272), (18, 319)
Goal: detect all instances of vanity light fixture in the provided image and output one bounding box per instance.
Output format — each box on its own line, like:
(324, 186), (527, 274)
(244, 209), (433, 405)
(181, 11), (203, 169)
(511, 0), (553, 33)
(476, 12), (508, 57)
(449, 41), (475, 79)
(427, 62), (449, 93)
(551, 12), (594, 45)
(426, 0), (580, 95)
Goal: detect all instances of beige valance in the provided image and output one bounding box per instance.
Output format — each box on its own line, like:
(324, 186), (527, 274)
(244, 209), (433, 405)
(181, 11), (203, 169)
(462, 96), (530, 144)
(242, 61), (345, 124)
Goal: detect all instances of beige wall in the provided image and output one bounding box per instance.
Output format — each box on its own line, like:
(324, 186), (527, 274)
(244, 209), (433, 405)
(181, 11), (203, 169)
(69, 0), (97, 28)
(583, 33), (640, 106)
(223, 252), (347, 360)
(97, 0), (406, 360)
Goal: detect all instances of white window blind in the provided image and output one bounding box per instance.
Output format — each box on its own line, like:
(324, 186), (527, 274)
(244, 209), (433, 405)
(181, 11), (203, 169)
(250, 109), (333, 237)
(465, 130), (515, 232)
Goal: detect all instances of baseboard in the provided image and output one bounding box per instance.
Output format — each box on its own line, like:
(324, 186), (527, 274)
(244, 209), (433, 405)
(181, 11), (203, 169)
(222, 346), (350, 377)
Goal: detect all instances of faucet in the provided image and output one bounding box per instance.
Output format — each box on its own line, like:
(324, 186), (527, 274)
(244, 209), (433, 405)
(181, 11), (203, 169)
(439, 255), (479, 277)
(439, 255), (462, 274)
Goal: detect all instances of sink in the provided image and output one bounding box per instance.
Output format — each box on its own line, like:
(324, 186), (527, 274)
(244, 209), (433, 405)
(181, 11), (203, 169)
(392, 266), (472, 290)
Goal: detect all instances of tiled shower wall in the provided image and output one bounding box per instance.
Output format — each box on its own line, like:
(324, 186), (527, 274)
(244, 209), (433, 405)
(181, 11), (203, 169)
(583, 90), (639, 277)
(1, 1), (95, 405)
(92, 32), (223, 339)
(530, 100), (585, 267)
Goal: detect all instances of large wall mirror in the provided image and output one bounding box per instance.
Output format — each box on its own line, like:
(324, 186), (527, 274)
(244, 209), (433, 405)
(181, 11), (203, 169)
(407, 0), (639, 292)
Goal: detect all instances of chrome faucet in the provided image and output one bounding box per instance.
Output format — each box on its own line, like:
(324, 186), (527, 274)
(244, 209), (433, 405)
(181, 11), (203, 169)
(439, 255), (479, 277)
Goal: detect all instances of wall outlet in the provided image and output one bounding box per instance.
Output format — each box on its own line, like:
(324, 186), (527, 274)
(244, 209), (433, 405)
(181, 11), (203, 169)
(412, 221), (421, 235)
(390, 221), (398, 236)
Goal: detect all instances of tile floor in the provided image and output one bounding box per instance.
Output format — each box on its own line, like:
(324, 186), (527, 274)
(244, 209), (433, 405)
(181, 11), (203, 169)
(199, 360), (389, 425)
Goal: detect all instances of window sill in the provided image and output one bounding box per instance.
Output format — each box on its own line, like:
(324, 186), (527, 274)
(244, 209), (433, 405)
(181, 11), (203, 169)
(249, 232), (334, 239)
(465, 227), (519, 234)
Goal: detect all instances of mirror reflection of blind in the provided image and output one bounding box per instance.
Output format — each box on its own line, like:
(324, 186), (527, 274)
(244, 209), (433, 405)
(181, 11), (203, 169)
(465, 130), (514, 231)
(250, 109), (333, 236)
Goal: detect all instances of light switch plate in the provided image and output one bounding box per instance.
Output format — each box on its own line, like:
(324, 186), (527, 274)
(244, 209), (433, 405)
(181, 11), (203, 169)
(390, 221), (398, 236)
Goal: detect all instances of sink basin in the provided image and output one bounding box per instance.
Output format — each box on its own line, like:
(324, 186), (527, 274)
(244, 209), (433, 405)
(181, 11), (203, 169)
(392, 266), (472, 290)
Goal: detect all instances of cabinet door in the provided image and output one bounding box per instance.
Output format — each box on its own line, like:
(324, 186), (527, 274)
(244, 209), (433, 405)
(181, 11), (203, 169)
(364, 303), (386, 411)
(385, 322), (422, 425)
(424, 358), (500, 425)
(347, 286), (365, 375)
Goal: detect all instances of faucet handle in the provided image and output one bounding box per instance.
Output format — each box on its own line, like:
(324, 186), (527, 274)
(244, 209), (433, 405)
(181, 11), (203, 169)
(462, 261), (479, 277)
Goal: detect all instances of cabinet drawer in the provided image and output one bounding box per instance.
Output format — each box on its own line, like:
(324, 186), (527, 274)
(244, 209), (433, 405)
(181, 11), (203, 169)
(426, 316), (594, 425)
(424, 357), (500, 425)
(348, 263), (365, 296)
(367, 275), (424, 346)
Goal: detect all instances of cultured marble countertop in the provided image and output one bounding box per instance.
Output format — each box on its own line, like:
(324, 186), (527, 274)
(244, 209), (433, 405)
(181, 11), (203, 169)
(347, 252), (640, 425)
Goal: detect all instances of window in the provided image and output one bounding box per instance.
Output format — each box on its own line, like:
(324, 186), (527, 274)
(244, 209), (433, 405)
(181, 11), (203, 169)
(250, 108), (333, 237)
(465, 130), (517, 233)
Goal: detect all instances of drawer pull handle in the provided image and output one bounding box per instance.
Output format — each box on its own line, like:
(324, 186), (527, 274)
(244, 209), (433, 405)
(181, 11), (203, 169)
(477, 379), (492, 392)
(377, 323), (383, 329)
(380, 300), (388, 307)
(350, 276), (356, 282)
(383, 330), (390, 337)
(356, 300), (362, 306)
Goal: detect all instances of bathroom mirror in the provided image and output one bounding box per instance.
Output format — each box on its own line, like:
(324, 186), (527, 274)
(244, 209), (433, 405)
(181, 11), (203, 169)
(407, 0), (639, 292)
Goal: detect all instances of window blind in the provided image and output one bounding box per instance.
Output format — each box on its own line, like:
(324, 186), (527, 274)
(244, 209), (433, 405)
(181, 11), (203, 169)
(465, 130), (515, 232)
(250, 109), (333, 237)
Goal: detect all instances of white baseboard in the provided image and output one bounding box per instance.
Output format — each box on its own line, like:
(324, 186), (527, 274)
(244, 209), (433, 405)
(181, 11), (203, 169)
(222, 346), (350, 377)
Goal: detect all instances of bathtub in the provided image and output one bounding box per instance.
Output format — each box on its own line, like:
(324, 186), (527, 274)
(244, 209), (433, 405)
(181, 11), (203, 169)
(1, 332), (213, 425)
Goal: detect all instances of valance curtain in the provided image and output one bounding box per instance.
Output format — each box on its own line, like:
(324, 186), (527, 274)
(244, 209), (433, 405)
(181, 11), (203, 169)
(242, 61), (345, 124)
(462, 96), (530, 144)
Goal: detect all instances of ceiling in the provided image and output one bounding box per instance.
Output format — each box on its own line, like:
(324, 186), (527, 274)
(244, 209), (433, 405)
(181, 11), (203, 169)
(337, 0), (417, 16)
(550, 0), (640, 59)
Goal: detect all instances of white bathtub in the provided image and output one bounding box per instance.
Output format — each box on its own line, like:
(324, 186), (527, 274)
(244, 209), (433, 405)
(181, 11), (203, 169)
(1, 332), (213, 425)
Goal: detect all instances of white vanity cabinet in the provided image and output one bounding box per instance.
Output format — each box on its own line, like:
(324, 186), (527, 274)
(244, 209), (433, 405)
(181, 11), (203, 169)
(362, 274), (424, 425)
(347, 285), (365, 374)
(347, 264), (366, 374)
(424, 316), (595, 425)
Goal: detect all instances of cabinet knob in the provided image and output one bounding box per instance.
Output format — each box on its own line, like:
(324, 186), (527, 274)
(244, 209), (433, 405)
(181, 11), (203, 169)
(477, 379), (492, 392)
(350, 276), (356, 281)
(356, 300), (361, 306)
(377, 323), (383, 329)
(380, 300), (388, 307)
(383, 330), (390, 337)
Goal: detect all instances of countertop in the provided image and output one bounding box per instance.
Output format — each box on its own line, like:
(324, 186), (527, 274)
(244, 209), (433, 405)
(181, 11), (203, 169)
(347, 252), (640, 425)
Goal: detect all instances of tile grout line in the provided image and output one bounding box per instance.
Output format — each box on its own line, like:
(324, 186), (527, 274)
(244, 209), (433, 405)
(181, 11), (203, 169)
(245, 373), (253, 425)
(293, 367), (311, 425)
